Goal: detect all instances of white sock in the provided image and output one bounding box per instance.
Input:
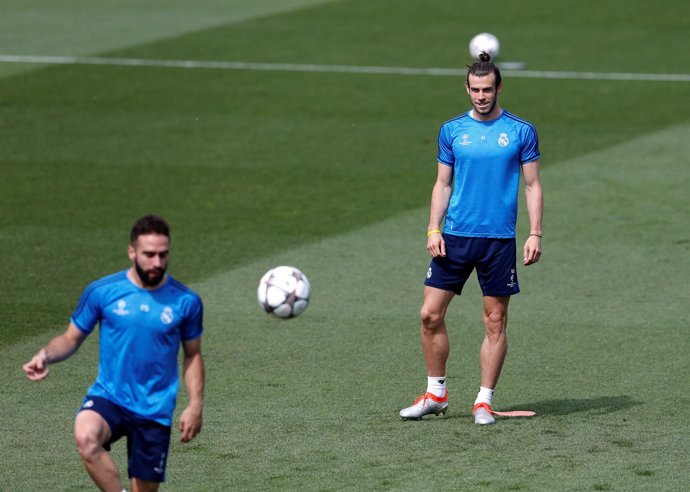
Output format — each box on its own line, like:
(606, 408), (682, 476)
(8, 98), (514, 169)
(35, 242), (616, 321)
(426, 376), (447, 397)
(474, 386), (494, 406)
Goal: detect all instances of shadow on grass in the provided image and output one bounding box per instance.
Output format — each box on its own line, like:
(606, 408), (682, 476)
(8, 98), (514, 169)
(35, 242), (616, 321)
(513, 395), (643, 416)
(394, 396), (643, 422)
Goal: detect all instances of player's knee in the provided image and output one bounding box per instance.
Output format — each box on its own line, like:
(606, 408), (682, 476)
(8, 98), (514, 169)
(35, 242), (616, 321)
(74, 429), (102, 461)
(483, 311), (506, 335)
(485, 310), (505, 324)
(74, 414), (108, 461)
(420, 306), (443, 329)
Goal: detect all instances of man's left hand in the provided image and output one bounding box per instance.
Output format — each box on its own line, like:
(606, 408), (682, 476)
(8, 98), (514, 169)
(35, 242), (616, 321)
(523, 236), (542, 266)
(179, 405), (203, 442)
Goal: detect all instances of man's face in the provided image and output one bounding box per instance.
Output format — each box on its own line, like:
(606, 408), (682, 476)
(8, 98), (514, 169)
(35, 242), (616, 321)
(128, 233), (169, 287)
(466, 73), (501, 118)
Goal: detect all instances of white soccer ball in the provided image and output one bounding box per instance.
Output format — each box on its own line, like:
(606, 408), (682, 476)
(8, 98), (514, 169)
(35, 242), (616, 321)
(468, 32), (500, 60)
(257, 266), (311, 319)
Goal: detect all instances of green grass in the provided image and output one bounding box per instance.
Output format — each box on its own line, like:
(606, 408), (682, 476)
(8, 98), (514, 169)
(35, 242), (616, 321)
(1, 0), (689, 489)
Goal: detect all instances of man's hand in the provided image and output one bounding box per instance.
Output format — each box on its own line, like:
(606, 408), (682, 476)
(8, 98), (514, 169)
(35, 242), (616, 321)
(427, 232), (446, 258)
(179, 404), (202, 443)
(23, 349), (49, 381)
(523, 235), (542, 266)
(22, 324), (85, 381)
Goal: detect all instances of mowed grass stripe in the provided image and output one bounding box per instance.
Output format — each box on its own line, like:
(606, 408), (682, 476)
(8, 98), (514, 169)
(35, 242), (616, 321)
(0, 0), (340, 78)
(3, 124), (688, 490)
(2, 54), (689, 82)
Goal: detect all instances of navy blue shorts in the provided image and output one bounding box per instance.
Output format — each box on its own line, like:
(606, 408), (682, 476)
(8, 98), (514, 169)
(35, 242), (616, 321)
(424, 235), (520, 296)
(79, 396), (171, 483)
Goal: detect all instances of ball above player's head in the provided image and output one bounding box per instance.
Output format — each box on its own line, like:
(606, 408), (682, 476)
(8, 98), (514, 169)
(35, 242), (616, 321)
(257, 266), (311, 319)
(469, 32), (500, 60)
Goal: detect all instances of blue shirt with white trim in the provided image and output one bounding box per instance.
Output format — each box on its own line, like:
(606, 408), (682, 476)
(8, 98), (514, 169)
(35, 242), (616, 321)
(71, 270), (203, 425)
(437, 109), (540, 238)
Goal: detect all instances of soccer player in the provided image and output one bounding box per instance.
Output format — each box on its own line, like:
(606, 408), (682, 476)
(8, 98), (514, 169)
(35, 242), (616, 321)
(400, 52), (543, 424)
(23, 215), (205, 491)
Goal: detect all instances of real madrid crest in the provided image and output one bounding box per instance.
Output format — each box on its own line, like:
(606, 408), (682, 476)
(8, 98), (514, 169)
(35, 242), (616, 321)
(160, 306), (174, 325)
(498, 133), (509, 147)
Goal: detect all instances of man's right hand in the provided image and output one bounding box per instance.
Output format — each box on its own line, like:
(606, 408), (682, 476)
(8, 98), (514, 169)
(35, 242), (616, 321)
(427, 232), (446, 258)
(23, 349), (49, 381)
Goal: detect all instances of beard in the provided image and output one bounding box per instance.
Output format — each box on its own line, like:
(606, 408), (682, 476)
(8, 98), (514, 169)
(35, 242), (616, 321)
(474, 98), (497, 115)
(135, 261), (167, 287)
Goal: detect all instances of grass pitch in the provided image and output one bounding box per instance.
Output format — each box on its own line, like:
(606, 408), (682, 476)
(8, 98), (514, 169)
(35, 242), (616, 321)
(1, 0), (689, 490)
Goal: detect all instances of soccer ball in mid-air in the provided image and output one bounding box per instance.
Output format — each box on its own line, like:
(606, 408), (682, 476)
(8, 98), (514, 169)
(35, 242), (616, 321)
(257, 266), (311, 319)
(468, 32), (500, 60)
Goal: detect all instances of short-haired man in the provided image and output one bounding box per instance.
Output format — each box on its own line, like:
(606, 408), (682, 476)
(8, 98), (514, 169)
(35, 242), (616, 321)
(23, 214), (205, 491)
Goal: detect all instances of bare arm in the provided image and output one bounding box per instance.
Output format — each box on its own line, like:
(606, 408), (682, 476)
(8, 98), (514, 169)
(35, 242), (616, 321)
(22, 322), (87, 381)
(522, 161), (543, 266)
(427, 163), (454, 257)
(178, 337), (205, 442)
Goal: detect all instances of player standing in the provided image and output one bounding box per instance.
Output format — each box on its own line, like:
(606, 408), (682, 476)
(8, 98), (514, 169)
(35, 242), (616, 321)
(400, 52), (543, 424)
(23, 215), (205, 491)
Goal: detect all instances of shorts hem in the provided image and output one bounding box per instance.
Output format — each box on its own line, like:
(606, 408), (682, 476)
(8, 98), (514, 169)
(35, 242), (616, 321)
(128, 472), (165, 483)
(424, 281), (462, 296)
(482, 290), (520, 297)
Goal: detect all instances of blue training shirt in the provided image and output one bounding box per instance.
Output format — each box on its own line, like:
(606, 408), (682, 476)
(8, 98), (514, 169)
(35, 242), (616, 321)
(71, 270), (203, 425)
(437, 110), (540, 238)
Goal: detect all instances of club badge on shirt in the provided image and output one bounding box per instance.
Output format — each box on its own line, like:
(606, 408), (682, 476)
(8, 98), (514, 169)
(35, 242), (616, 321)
(160, 307), (174, 325)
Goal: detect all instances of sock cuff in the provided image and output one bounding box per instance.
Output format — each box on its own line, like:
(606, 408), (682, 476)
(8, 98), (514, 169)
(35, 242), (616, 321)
(426, 376), (447, 397)
(475, 386), (495, 405)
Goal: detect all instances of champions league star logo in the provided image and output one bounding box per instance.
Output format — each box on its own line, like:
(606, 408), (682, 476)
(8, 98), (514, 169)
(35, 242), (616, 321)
(113, 300), (129, 316)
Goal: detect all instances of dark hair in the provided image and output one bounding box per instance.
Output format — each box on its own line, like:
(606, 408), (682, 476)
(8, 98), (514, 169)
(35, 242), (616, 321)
(130, 214), (170, 244)
(466, 51), (502, 87)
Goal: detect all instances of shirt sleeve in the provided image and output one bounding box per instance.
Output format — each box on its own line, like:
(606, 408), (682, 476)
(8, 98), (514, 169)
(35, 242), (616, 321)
(181, 295), (204, 341)
(520, 123), (541, 164)
(437, 123), (455, 166)
(70, 282), (102, 334)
